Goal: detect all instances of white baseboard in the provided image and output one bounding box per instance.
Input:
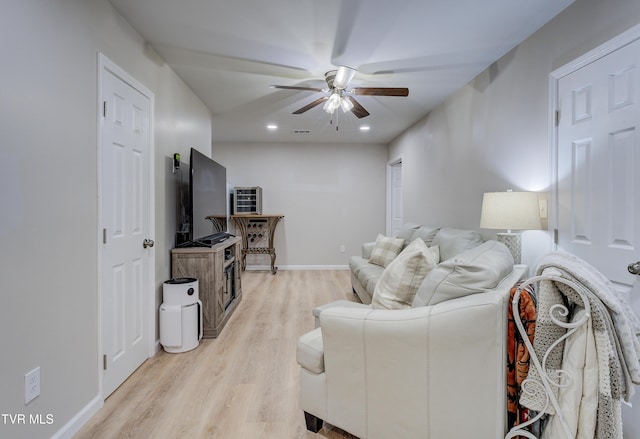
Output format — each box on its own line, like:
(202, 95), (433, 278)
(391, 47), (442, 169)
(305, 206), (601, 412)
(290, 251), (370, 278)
(50, 395), (102, 439)
(52, 345), (162, 439)
(244, 264), (349, 271)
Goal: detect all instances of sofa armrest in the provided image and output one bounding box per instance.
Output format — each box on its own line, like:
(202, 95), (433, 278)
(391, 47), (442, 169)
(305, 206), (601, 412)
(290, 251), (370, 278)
(313, 300), (370, 328)
(361, 241), (375, 259)
(318, 289), (513, 438)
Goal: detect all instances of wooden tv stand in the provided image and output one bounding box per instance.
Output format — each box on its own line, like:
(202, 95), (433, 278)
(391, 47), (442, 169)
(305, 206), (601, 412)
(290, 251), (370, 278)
(171, 236), (242, 338)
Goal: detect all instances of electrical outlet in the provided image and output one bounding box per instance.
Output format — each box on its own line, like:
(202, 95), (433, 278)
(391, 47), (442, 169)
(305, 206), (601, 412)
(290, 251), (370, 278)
(339, 245), (346, 253)
(25, 367), (40, 404)
(539, 199), (548, 219)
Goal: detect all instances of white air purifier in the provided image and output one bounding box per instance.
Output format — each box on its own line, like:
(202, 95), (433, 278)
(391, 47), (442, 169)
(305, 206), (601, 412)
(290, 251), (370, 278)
(160, 278), (203, 353)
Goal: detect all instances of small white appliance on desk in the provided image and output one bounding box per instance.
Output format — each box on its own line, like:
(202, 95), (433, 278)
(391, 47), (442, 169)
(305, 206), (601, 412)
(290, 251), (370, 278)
(160, 277), (203, 353)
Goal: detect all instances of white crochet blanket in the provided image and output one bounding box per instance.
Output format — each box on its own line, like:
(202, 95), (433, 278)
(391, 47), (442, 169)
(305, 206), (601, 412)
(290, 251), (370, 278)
(519, 251), (640, 439)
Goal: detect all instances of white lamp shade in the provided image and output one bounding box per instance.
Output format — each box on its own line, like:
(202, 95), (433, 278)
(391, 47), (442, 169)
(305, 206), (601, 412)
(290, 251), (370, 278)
(480, 191), (542, 230)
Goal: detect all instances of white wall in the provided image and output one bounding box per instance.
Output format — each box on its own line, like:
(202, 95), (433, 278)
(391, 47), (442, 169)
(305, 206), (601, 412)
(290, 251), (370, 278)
(4, 0), (639, 436)
(0, 1), (211, 438)
(213, 142), (388, 268)
(389, 0), (640, 271)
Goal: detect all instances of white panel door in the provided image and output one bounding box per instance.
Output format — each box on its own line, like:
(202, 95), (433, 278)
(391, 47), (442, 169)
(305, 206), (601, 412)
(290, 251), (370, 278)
(387, 160), (403, 236)
(101, 66), (152, 397)
(556, 36), (640, 436)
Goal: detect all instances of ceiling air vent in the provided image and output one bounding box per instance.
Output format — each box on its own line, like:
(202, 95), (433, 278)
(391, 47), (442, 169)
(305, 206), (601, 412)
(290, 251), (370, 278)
(292, 129), (311, 134)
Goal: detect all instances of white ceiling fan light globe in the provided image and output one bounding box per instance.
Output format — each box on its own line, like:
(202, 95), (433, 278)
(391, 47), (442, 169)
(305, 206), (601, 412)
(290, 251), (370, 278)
(333, 66), (357, 90)
(340, 96), (354, 113)
(323, 92), (342, 114)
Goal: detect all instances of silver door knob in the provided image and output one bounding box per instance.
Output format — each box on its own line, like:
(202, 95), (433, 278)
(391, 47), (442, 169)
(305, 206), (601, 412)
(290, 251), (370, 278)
(628, 261), (640, 275)
(143, 239), (155, 249)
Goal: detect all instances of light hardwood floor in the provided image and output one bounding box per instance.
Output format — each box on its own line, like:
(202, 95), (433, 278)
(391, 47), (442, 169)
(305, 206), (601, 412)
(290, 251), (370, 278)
(75, 270), (359, 439)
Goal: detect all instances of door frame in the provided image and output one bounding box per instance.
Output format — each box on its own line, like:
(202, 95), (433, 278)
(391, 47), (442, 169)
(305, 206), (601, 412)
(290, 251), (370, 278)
(549, 23), (640, 248)
(386, 156), (403, 236)
(96, 53), (156, 399)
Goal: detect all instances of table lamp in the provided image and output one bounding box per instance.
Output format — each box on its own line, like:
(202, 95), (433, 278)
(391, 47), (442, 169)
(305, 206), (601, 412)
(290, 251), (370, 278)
(480, 191), (542, 264)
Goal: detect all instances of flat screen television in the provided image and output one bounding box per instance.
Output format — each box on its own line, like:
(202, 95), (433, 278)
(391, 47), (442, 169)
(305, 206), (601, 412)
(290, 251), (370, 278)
(187, 148), (230, 246)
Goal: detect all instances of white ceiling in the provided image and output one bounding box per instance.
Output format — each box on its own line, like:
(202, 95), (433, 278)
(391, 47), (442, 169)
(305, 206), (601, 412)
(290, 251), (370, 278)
(109, 0), (574, 144)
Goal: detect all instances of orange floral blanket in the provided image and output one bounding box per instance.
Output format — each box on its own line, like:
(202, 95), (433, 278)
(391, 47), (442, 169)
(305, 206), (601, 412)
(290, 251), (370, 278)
(507, 283), (537, 433)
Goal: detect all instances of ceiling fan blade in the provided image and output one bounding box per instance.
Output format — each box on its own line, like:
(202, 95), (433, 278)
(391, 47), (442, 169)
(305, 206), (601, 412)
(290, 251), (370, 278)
(351, 87), (409, 97)
(292, 97), (329, 114)
(347, 97), (370, 118)
(152, 44), (311, 79)
(270, 85), (325, 93)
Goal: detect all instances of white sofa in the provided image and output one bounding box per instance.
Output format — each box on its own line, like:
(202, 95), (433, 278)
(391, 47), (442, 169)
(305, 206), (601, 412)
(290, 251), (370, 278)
(349, 225), (484, 304)
(297, 229), (527, 438)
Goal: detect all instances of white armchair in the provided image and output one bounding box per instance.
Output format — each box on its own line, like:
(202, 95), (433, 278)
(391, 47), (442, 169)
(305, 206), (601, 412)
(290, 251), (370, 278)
(297, 264), (527, 439)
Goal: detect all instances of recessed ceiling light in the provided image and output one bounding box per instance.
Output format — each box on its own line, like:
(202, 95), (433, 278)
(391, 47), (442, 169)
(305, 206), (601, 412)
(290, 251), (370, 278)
(266, 124), (278, 130)
(360, 126), (370, 131)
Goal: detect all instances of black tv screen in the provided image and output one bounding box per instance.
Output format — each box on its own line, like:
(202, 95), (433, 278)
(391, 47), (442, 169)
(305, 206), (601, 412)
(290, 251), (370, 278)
(189, 148), (228, 242)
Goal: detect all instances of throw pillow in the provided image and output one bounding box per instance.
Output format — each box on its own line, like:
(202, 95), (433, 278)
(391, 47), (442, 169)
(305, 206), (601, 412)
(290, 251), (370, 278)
(429, 245), (440, 264)
(371, 239), (439, 310)
(411, 225), (441, 247)
(431, 227), (484, 261)
(412, 240), (514, 307)
(368, 233), (405, 267)
(396, 223), (422, 244)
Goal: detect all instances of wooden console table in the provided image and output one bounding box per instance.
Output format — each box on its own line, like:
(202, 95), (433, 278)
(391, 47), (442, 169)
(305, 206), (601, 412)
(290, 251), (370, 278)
(231, 214), (284, 274)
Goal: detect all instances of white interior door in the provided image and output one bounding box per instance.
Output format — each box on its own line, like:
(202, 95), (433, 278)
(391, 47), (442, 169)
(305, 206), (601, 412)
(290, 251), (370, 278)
(387, 159), (403, 236)
(100, 59), (153, 397)
(555, 33), (640, 436)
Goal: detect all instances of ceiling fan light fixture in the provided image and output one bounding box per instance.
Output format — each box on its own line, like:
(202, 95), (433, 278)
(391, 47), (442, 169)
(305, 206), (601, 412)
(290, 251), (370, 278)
(340, 96), (354, 113)
(323, 92), (342, 114)
(281, 67), (407, 119)
(333, 66), (356, 90)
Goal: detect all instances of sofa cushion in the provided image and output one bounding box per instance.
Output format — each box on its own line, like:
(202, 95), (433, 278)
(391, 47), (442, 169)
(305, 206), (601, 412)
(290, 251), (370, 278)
(369, 234), (405, 267)
(361, 241), (376, 259)
(412, 240), (514, 307)
(357, 263), (384, 287)
(397, 222), (422, 242)
(396, 223), (441, 247)
(362, 276), (379, 300)
(411, 225), (441, 247)
(297, 328), (324, 374)
(372, 238), (439, 310)
(349, 255), (369, 278)
(431, 227), (484, 261)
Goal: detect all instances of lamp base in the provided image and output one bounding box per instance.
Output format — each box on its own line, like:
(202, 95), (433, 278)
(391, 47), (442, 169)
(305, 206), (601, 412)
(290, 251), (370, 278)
(496, 232), (522, 265)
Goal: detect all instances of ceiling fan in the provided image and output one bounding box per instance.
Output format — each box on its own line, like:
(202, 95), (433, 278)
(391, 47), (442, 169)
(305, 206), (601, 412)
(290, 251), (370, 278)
(270, 66), (409, 119)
